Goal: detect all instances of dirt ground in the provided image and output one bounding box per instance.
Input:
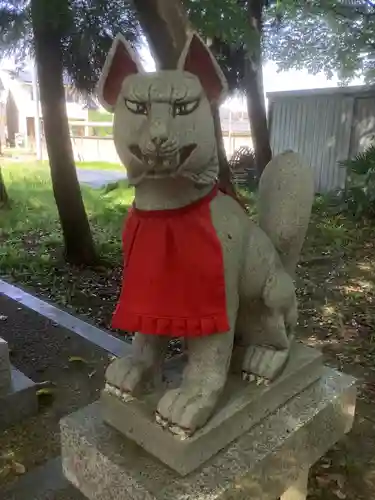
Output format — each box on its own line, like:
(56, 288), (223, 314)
(0, 295), (112, 488)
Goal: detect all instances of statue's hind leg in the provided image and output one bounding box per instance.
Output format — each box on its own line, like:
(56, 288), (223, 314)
(237, 270), (297, 382)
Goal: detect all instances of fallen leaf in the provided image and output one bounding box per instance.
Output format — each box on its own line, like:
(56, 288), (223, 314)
(36, 387), (55, 397)
(68, 356), (88, 364)
(0, 315), (8, 321)
(12, 462), (26, 475)
(35, 380), (56, 389)
(88, 370), (97, 378)
(333, 489), (346, 499)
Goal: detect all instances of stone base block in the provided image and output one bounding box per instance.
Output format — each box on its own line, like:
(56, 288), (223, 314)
(61, 367), (356, 500)
(101, 343), (322, 475)
(0, 366), (38, 429)
(0, 336), (11, 396)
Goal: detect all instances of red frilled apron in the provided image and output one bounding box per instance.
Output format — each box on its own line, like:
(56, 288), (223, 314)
(112, 185), (230, 337)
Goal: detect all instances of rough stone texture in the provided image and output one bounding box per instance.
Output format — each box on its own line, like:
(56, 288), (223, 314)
(0, 366), (38, 429)
(61, 367), (356, 500)
(258, 150), (315, 277)
(100, 30), (315, 437)
(0, 336), (11, 396)
(101, 343), (322, 475)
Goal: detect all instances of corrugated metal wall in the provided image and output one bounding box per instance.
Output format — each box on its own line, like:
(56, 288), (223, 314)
(268, 89), (375, 193)
(269, 94), (353, 192)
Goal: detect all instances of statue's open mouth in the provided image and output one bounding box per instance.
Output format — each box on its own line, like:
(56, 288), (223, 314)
(129, 144), (197, 172)
(178, 144), (197, 165)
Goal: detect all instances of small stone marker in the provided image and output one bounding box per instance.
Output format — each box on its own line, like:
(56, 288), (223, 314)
(0, 336), (11, 396)
(0, 336), (38, 429)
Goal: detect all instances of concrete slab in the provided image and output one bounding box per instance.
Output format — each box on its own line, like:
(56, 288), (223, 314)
(76, 169), (127, 189)
(100, 342), (322, 475)
(0, 279), (130, 358)
(0, 366), (38, 429)
(3, 458), (85, 500)
(61, 367), (356, 500)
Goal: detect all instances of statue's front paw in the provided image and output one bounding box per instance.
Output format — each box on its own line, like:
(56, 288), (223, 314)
(242, 345), (290, 382)
(155, 386), (221, 438)
(104, 356), (151, 399)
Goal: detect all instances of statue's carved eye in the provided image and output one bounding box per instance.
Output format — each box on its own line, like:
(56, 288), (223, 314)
(173, 99), (200, 116)
(124, 99), (148, 115)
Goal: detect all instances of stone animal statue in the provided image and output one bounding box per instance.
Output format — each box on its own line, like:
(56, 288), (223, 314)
(97, 32), (314, 438)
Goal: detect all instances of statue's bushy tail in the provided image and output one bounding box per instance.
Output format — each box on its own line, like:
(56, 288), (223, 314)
(257, 151), (315, 277)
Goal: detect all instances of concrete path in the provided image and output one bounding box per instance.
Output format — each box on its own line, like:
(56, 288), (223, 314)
(76, 168), (127, 189)
(3, 458), (85, 500)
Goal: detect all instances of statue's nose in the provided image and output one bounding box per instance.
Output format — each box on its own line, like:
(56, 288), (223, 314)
(150, 119), (168, 148)
(151, 136), (167, 147)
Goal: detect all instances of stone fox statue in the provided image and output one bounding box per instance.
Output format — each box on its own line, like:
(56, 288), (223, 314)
(98, 32), (314, 437)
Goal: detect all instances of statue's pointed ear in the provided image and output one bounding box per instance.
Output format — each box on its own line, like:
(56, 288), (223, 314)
(97, 34), (143, 112)
(177, 32), (228, 104)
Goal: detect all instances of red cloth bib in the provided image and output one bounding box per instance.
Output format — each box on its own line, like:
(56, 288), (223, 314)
(112, 186), (229, 337)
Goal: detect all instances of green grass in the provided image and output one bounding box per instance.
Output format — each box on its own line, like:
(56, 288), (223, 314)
(0, 163), (134, 278)
(34, 160), (124, 171)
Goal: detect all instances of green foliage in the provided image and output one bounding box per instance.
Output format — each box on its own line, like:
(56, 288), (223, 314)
(186, 0), (254, 47)
(187, 0), (375, 85)
(339, 143), (375, 217)
(263, 0), (375, 83)
(184, 0), (263, 93)
(0, 0), (140, 94)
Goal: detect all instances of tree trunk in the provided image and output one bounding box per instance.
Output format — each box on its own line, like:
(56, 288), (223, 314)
(0, 167), (9, 208)
(132, 0), (237, 197)
(31, 0), (97, 265)
(245, 0), (272, 176)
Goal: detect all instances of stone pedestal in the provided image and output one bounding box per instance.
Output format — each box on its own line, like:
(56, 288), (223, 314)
(0, 336), (38, 429)
(101, 343), (322, 475)
(60, 367), (356, 500)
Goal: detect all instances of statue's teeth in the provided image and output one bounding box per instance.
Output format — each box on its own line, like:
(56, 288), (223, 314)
(104, 383), (134, 401)
(169, 425), (190, 440)
(155, 413), (168, 428)
(121, 392), (134, 402)
(104, 383), (117, 395)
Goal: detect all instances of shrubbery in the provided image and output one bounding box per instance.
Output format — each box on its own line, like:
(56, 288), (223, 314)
(339, 144), (375, 217)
